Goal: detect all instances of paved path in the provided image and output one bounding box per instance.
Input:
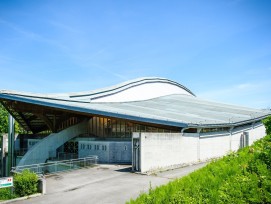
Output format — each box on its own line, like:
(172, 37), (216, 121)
(12, 163), (207, 204)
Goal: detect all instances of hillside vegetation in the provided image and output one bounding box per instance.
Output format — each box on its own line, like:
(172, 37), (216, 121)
(128, 117), (271, 203)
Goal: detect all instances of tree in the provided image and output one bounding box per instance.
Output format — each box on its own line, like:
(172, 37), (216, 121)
(0, 104), (25, 134)
(0, 104), (8, 133)
(262, 115), (271, 135)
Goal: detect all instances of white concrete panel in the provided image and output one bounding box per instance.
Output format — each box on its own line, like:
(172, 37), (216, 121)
(199, 135), (230, 161)
(93, 83), (193, 102)
(231, 124), (266, 151)
(139, 133), (198, 172)
(249, 124), (266, 145)
(231, 132), (243, 151)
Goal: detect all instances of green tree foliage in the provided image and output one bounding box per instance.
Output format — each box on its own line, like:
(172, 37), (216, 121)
(128, 134), (271, 204)
(0, 104), (25, 134)
(0, 104), (8, 133)
(263, 115), (271, 135)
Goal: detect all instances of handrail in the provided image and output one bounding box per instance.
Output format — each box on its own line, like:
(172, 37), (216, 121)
(12, 156), (98, 175)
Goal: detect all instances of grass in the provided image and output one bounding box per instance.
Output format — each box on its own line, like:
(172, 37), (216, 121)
(127, 134), (271, 204)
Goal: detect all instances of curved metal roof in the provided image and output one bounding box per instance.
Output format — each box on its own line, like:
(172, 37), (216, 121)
(0, 77), (270, 132)
(69, 77), (196, 99)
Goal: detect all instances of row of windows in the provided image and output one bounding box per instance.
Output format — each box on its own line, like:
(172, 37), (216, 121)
(80, 143), (129, 151)
(87, 116), (179, 138)
(80, 144), (107, 151)
(183, 127), (230, 133)
(201, 127), (229, 133)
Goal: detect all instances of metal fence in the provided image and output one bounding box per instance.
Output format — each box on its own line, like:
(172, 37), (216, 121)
(12, 156), (98, 175)
(57, 152), (78, 160)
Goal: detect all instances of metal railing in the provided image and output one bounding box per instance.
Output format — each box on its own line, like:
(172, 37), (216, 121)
(57, 152), (78, 161)
(12, 156), (98, 175)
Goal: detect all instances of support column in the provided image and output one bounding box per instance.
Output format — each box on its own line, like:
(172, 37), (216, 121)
(7, 114), (15, 176)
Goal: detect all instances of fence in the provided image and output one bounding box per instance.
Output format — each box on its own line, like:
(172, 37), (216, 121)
(57, 152), (78, 160)
(11, 156), (98, 175)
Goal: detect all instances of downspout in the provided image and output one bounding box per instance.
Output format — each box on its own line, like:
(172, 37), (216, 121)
(229, 126), (234, 151)
(181, 127), (189, 134)
(197, 127), (202, 162)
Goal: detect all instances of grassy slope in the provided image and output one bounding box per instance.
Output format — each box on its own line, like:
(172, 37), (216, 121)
(128, 134), (271, 204)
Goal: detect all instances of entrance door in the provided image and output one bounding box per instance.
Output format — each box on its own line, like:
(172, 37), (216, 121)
(132, 136), (140, 172)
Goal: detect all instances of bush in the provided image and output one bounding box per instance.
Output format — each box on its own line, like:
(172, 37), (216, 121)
(263, 116), (271, 135)
(127, 134), (271, 204)
(0, 187), (17, 201)
(13, 169), (38, 197)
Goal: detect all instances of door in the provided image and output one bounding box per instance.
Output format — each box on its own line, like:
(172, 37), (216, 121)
(132, 137), (140, 172)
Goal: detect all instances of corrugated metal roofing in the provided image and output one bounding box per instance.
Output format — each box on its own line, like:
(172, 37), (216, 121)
(0, 77), (270, 128)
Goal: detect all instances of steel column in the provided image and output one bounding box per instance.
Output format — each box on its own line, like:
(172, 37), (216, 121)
(7, 114), (15, 176)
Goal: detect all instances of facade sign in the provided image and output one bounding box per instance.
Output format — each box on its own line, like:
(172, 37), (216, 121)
(0, 177), (13, 188)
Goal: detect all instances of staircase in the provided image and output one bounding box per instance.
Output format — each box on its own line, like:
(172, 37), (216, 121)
(18, 120), (89, 166)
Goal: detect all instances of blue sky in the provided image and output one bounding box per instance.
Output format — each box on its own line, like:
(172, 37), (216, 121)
(0, 0), (270, 109)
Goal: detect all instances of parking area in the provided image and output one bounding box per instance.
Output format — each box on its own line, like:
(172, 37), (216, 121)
(12, 163), (206, 204)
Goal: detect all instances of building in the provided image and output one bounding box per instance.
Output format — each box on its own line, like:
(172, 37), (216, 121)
(0, 77), (270, 173)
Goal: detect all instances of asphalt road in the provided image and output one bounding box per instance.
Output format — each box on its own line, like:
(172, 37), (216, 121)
(11, 163), (207, 204)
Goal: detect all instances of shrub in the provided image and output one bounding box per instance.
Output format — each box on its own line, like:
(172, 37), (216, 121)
(0, 188), (17, 201)
(263, 115), (271, 135)
(13, 169), (38, 197)
(127, 134), (271, 204)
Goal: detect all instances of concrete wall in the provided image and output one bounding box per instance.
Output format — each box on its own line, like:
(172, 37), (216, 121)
(79, 140), (132, 163)
(199, 133), (230, 161)
(137, 123), (266, 173)
(139, 133), (198, 172)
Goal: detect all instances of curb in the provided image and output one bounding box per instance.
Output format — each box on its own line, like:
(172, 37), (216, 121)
(0, 193), (42, 204)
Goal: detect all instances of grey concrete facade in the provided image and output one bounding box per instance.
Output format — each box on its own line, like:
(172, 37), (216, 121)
(79, 140), (132, 163)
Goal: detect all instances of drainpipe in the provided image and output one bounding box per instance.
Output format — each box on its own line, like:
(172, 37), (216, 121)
(181, 128), (189, 133)
(197, 128), (202, 162)
(229, 126), (234, 151)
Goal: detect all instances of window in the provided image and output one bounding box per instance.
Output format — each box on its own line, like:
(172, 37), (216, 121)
(81, 144), (85, 149)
